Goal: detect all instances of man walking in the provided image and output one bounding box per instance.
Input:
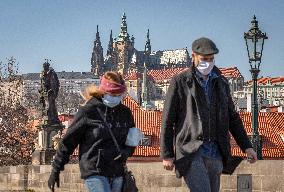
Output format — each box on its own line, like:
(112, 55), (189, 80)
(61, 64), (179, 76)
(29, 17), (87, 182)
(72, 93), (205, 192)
(160, 37), (257, 192)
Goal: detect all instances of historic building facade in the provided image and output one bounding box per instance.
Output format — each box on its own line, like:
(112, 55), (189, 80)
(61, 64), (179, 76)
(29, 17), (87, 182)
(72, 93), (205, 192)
(125, 66), (247, 110)
(219, 67), (245, 94)
(90, 13), (191, 76)
(243, 77), (284, 106)
(23, 71), (99, 94)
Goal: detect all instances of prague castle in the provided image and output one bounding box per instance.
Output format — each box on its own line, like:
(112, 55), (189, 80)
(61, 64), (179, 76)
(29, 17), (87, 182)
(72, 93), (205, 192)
(20, 13), (284, 111)
(90, 13), (191, 76)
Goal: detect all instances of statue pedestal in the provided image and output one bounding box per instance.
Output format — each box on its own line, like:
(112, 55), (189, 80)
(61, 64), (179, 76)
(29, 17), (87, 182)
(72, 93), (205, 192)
(32, 122), (64, 165)
(32, 148), (56, 165)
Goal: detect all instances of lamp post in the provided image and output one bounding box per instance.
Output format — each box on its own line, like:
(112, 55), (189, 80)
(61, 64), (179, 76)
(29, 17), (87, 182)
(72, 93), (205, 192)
(244, 15), (268, 160)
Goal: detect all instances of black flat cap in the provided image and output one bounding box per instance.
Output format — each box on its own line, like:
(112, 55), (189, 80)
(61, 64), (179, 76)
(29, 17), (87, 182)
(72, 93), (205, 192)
(192, 37), (219, 55)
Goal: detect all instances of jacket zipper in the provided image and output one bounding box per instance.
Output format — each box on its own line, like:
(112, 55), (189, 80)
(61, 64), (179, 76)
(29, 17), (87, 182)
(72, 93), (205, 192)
(209, 101), (211, 142)
(104, 106), (108, 122)
(104, 106), (116, 129)
(209, 79), (217, 142)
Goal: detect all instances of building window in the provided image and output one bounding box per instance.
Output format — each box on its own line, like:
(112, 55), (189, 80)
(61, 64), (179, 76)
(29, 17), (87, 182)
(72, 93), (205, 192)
(139, 135), (152, 146)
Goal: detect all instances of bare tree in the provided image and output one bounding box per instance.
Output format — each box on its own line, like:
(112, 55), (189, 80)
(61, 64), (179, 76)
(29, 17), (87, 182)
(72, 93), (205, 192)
(0, 57), (37, 166)
(22, 90), (42, 119)
(56, 85), (81, 115)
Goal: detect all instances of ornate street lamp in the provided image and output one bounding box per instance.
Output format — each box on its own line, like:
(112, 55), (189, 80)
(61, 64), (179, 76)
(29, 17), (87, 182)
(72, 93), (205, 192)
(244, 15), (268, 159)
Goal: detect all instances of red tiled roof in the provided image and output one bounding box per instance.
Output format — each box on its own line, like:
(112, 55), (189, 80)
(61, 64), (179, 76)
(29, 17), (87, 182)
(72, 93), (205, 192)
(124, 71), (156, 82)
(219, 67), (243, 78)
(123, 95), (162, 156)
(125, 67), (244, 84)
(148, 68), (188, 83)
(124, 68), (188, 83)
(126, 97), (284, 159)
(124, 71), (143, 80)
(65, 96), (284, 160)
(279, 131), (284, 135)
(230, 112), (284, 158)
(245, 77), (284, 86)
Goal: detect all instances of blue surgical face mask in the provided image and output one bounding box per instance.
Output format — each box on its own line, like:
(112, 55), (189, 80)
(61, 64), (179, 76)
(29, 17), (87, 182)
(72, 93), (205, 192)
(102, 94), (123, 108)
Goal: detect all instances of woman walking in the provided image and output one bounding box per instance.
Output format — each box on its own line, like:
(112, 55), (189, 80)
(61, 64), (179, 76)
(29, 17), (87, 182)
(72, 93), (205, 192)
(48, 71), (137, 192)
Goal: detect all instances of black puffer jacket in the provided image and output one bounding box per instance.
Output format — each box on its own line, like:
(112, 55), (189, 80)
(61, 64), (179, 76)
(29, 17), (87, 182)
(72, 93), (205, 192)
(52, 97), (135, 179)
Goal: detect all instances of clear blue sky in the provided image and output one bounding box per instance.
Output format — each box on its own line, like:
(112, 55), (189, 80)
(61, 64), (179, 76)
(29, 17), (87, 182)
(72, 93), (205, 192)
(0, 0), (283, 80)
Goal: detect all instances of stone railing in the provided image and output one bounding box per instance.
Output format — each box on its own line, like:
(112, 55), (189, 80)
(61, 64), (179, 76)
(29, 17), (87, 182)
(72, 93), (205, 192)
(0, 160), (283, 192)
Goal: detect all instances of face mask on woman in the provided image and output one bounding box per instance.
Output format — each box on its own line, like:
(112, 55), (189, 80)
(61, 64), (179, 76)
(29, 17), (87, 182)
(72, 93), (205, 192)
(102, 94), (123, 108)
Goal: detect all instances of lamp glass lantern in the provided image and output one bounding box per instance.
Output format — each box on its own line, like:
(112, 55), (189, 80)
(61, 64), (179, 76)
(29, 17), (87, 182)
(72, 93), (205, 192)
(244, 15), (268, 69)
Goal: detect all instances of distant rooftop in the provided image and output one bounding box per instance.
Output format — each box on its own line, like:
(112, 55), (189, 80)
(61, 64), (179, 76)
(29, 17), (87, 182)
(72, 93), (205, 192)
(23, 71), (99, 81)
(219, 67), (243, 78)
(125, 67), (244, 83)
(124, 67), (187, 83)
(148, 67), (188, 83)
(245, 77), (284, 86)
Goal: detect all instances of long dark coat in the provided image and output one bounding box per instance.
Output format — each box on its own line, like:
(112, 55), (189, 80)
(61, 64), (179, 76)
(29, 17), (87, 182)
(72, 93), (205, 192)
(160, 66), (252, 177)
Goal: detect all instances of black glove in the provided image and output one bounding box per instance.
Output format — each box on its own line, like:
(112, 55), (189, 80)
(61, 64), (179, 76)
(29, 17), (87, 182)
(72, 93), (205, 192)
(120, 148), (134, 163)
(48, 170), (60, 192)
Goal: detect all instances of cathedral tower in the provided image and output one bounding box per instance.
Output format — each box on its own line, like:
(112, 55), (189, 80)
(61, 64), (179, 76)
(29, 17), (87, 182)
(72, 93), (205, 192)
(114, 13), (135, 75)
(91, 25), (104, 76)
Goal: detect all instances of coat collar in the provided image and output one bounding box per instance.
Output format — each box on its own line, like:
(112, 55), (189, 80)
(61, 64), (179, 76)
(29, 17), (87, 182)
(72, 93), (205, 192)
(185, 66), (194, 86)
(185, 65), (223, 83)
(186, 65), (224, 101)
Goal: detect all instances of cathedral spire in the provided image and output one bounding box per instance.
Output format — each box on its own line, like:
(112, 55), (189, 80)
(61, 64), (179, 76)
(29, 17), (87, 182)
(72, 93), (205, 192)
(145, 29), (151, 53)
(95, 25), (101, 46)
(121, 12), (127, 31)
(117, 12), (130, 42)
(144, 29), (151, 68)
(91, 25), (103, 75)
(107, 30), (113, 55)
(142, 62), (150, 108)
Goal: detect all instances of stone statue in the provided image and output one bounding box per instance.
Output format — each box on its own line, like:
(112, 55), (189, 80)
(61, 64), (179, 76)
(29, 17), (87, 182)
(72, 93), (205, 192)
(39, 60), (60, 125)
(32, 60), (64, 165)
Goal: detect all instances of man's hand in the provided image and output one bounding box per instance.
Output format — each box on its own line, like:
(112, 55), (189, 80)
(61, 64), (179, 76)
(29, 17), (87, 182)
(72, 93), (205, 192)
(48, 170), (60, 192)
(163, 158), (175, 171)
(245, 148), (257, 163)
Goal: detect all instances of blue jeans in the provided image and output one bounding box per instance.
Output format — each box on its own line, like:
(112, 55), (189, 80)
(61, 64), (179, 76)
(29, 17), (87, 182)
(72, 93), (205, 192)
(85, 175), (123, 192)
(183, 149), (223, 192)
